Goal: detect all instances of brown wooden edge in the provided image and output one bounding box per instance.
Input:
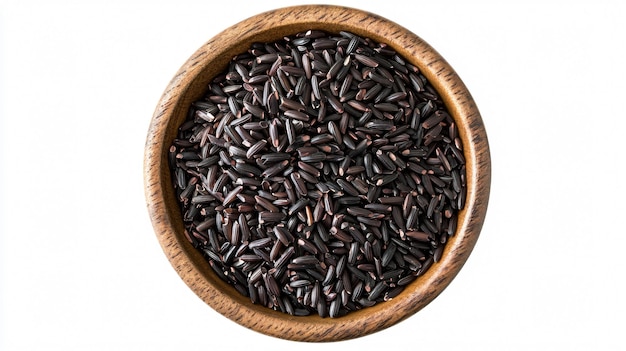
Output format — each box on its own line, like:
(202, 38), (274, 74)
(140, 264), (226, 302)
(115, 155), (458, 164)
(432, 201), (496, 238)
(144, 4), (491, 342)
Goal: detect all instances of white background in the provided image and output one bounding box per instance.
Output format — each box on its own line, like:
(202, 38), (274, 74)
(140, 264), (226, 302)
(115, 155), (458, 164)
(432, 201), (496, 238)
(1, 0), (625, 349)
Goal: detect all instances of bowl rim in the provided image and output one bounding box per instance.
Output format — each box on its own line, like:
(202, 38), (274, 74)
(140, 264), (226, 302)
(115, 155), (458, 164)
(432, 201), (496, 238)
(144, 4), (491, 342)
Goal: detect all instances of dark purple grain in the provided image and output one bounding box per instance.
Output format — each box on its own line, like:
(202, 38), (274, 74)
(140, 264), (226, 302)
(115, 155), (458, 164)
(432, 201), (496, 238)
(171, 30), (466, 318)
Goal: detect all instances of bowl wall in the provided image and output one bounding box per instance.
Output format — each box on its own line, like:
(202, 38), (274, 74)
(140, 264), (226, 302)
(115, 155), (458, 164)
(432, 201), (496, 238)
(145, 4), (491, 341)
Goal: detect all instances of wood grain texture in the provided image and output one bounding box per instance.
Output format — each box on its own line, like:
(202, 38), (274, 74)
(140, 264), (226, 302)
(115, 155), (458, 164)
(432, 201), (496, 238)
(144, 5), (491, 342)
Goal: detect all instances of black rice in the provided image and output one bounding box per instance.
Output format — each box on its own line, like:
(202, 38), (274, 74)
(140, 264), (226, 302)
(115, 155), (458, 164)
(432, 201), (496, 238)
(170, 30), (466, 318)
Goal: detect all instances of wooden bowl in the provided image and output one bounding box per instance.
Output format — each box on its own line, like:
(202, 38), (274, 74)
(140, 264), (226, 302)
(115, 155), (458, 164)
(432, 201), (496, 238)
(144, 4), (491, 342)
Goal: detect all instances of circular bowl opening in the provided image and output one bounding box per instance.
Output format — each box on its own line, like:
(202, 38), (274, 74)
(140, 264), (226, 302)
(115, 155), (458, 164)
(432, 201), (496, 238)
(144, 5), (490, 342)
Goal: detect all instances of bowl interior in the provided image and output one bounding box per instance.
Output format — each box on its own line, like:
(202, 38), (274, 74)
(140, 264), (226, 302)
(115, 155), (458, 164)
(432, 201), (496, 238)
(145, 4), (490, 342)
